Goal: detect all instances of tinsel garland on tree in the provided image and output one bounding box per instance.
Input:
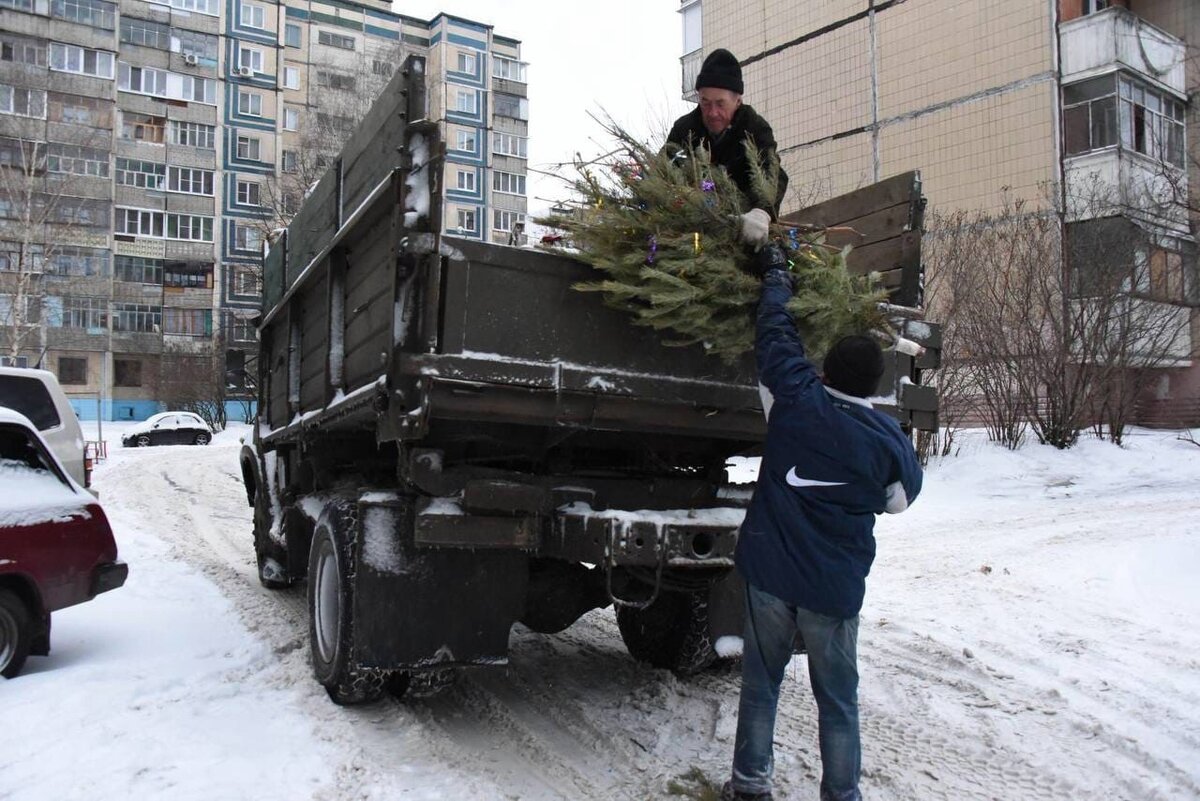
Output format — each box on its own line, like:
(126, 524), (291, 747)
(537, 124), (893, 365)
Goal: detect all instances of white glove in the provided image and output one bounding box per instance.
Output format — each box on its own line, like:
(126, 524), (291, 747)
(739, 208), (771, 247)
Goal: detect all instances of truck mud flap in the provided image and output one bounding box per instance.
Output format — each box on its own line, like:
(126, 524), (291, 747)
(352, 495), (528, 670)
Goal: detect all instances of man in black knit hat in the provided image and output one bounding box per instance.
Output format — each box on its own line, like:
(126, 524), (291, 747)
(665, 48), (789, 248)
(721, 247), (923, 801)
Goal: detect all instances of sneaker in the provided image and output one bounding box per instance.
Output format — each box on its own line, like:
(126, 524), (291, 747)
(720, 780), (774, 801)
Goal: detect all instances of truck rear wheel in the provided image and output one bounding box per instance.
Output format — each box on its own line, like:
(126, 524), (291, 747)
(616, 590), (718, 676)
(307, 503), (384, 705)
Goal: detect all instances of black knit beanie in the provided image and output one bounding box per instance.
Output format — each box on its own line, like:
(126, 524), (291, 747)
(695, 49), (743, 94)
(823, 335), (885, 398)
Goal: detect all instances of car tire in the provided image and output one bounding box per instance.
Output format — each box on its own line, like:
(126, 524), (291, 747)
(136, 435), (151, 447)
(194, 432), (211, 445)
(0, 589), (33, 679)
(616, 589), (718, 676)
(307, 501), (384, 705)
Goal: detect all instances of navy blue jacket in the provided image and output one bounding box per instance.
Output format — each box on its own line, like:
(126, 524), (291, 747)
(735, 270), (923, 619)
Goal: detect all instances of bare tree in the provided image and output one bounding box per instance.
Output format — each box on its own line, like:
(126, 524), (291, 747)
(156, 340), (228, 431)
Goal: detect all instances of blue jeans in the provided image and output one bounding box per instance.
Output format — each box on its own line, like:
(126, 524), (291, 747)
(731, 583), (861, 801)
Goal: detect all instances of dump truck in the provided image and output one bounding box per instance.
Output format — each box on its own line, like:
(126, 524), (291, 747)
(239, 55), (941, 704)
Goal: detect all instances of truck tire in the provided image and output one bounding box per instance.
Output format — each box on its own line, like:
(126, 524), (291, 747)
(253, 485), (291, 590)
(0, 589), (33, 679)
(307, 503), (384, 705)
(616, 590), (718, 676)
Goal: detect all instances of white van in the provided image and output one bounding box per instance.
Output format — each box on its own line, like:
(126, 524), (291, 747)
(0, 366), (89, 488)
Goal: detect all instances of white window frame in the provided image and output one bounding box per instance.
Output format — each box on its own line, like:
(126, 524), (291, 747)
(492, 170), (526, 196)
(455, 129), (476, 153)
(49, 42), (115, 78)
(280, 149), (298, 173)
(317, 30), (355, 51)
(236, 179), (261, 206)
(166, 212), (214, 242)
(456, 50), (475, 74)
(115, 207), (164, 238)
(240, 1), (266, 30)
(456, 209), (477, 233)
(492, 55), (527, 83)
(237, 90), (263, 117)
(0, 84), (47, 118)
(167, 165), (214, 196)
(170, 120), (215, 149)
(148, 0), (218, 17)
(456, 169), (476, 192)
(234, 223), (262, 251)
(236, 135), (261, 161)
(238, 46), (263, 74)
(493, 209), (526, 233)
(492, 131), (527, 158)
(282, 66), (299, 90)
(455, 89), (477, 114)
(282, 106), (299, 131)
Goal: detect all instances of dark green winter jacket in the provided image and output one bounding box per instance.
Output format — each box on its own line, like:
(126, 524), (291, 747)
(665, 103), (789, 218)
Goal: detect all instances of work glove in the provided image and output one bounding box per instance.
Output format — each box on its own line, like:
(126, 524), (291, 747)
(738, 208), (771, 248)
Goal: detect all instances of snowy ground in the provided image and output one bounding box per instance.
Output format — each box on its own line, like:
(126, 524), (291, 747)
(1, 422), (1198, 800)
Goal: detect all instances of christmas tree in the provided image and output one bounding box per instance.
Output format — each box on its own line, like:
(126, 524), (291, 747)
(537, 123), (892, 365)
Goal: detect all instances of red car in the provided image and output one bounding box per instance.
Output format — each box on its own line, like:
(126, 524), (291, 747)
(0, 407), (127, 678)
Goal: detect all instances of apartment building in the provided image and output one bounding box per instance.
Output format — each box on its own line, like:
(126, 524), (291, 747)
(0, 0), (527, 421)
(680, 0), (1198, 423)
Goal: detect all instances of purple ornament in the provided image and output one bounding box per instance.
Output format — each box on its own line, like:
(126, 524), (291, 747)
(647, 234), (658, 264)
(701, 179), (715, 192)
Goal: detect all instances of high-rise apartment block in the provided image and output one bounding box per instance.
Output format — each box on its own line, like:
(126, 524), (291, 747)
(0, 0), (527, 420)
(680, 0), (1198, 423)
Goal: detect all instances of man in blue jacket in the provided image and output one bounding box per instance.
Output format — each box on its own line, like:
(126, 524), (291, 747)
(722, 246), (923, 801)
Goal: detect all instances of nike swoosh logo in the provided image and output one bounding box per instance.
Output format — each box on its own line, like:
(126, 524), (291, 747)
(785, 467), (847, 488)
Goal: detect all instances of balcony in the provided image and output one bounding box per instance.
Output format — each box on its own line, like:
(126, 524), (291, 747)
(1060, 8), (1186, 93)
(1064, 149), (1189, 236)
(680, 49), (701, 103)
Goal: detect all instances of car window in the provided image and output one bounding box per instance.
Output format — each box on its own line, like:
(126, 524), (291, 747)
(0, 423), (69, 487)
(0, 375), (62, 430)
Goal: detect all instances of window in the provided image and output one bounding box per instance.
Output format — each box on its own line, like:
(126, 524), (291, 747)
(1083, 0), (1110, 14)
(234, 223), (262, 252)
(46, 143), (110, 178)
(115, 208), (164, 237)
(52, 198), (109, 229)
(1063, 75), (1118, 156)
(237, 90), (263, 117)
(492, 132), (527, 158)
(236, 135), (261, 161)
(47, 296), (108, 330)
(316, 70), (355, 91)
(1, 34), (47, 67)
(120, 17), (170, 50)
(281, 149), (298, 173)
(231, 318), (255, 342)
(492, 56), (526, 83)
(116, 158), (165, 189)
(120, 112), (165, 144)
(0, 0), (34, 11)
(114, 255), (162, 284)
(168, 166), (214, 195)
(240, 1), (266, 29)
(0, 242), (42, 272)
(456, 209), (476, 233)
(283, 106), (299, 131)
(45, 246), (109, 277)
(58, 356), (87, 384)
(456, 170), (476, 192)
(238, 46), (263, 74)
(236, 180), (261, 206)
(0, 85), (46, 118)
(282, 66), (299, 90)
(114, 358), (144, 385)
(180, 75), (216, 104)
(170, 120), (215, 149)
(455, 51), (475, 74)
(1120, 76), (1185, 168)
(284, 23), (301, 48)
(119, 63), (167, 96)
(494, 93), (528, 120)
(50, 43), (115, 78)
(317, 30), (355, 50)
(163, 261), (212, 288)
(372, 59), (392, 77)
(147, 0), (218, 16)
(174, 29), (218, 61)
(166, 213), (214, 242)
(682, 1), (702, 54)
(233, 266), (261, 295)
(492, 171), (526, 196)
(493, 209), (525, 233)
(455, 130), (476, 152)
(49, 92), (111, 127)
(50, 0), (116, 30)
(163, 307), (212, 336)
(1143, 240), (1189, 304)
(455, 89), (477, 114)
